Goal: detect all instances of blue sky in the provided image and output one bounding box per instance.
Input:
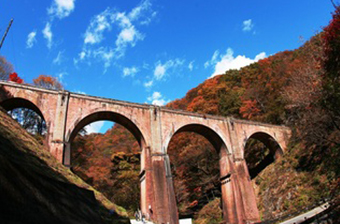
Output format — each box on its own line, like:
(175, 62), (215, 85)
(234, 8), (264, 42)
(0, 0), (335, 133)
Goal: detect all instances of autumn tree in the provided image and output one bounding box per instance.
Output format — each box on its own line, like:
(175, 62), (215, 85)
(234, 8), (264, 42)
(8, 72), (23, 84)
(33, 74), (63, 90)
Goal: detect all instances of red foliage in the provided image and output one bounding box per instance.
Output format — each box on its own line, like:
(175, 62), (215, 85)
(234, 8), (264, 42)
(239, 99), (261, 119)
(8, 72), (23, 84)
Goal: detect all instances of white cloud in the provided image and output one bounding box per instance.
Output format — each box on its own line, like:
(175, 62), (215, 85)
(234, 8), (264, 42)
(147, 91), (168, 106)
(140, 11), (157, 25)
(84, 121), (105, 134)
(84, 9), (112, 45)
(144, 80), (153, 88)
(115, 26), (144, 56)
(123, 66), (138, 77)
(77, 0), (155, 71)
(206, 48), (266, 78)
(26, 31), (37, 48)
(204, 50), (219, 68)
(48, 0), (75, 19)
(53, 51), (64, 64)
(153, 59), (184, 81)
(242, 19), (254, 32)
(188, 61), (194, 71)
(43, 0), (75, 49)
(154, 64), (166, 80)
(93, 47), (114, 71)
(42, 22), (53, 49)
(129, 0), (152, 21)
(255, 52), (266, 61)
(74, 90), (86, 94)
(79, 51), (86, 60)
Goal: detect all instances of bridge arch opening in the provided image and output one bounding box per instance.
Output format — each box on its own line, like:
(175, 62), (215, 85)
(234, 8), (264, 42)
(244, 132), (283, 180)
(166, 124), (229, 222)
(65, 111), (146, 216)
(0, 97), (47, 139)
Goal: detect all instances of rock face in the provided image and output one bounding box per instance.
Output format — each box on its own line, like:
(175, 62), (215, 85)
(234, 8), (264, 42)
(0, 109), (130, 224)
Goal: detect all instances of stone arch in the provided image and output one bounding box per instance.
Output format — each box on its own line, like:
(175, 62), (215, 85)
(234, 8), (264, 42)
(245, 131), (283, 156)
(64, 111), (146, 166)
(0, 97), (46, 121)
(244, 131), (283, 179)
(164, 123), (239, 222)
(164, 123), (229, 154)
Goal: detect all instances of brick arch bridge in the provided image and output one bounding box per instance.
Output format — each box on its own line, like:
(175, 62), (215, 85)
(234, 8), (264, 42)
(0, 81), (291, 224)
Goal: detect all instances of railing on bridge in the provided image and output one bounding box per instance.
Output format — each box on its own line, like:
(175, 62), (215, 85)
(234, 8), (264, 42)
(255, 198), (339, 224)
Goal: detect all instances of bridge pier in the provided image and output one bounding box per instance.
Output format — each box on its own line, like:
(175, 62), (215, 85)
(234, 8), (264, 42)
(149, 107), (179, 224)
(49, 91), (70, 163)
(140, 146), (155, 221)
(234, 159), (260, 223)
(151, 153), (178, 224)
(220, 147), (240, 224)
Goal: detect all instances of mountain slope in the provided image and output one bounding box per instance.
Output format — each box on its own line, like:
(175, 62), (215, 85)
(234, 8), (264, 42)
(0, 108), (130, 224)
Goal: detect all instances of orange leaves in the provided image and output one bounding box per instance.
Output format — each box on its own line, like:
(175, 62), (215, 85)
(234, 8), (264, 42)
(188, 200), (198, 207)
(8, 72), (23, 84)
(33, 74), (63, 90)
(239, 99), (261, 119)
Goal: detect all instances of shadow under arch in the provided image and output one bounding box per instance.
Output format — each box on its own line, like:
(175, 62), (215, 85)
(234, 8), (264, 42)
(0, 97), (45, 120)
(166, 123), (228, 153)
(64, 111), (146, 166)
(244, 132), (283, 179)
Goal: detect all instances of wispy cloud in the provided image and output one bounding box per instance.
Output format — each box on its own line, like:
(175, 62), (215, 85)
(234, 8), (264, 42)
(42, 0), (76, 49)
(204, 50), (219, 68)
(48, 0), (76, 19)
(142, 58), (185, 90)
(42, 22), (53, 49)
(144, 80), (153, 88)
(188, 61), (194, 71)
(93, 47), (114, 71)
(123, 66), (139, 77)
(153, 59), (184, 81)
(154, 64), (166, 80)
(74, 90), (86, 94)
(205, 48), (266, 78)
(115, 26), (144, 57)
(84, 121), (105, 134)
(76, 0), (156, 71)
(83, 9), (112, 45)
(147, 91), (168, 106)
(56, 71), (67, 83)
(26, 31), (37, 48)
(242, 19), (254, 32)
(53, 51), (64, 64)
